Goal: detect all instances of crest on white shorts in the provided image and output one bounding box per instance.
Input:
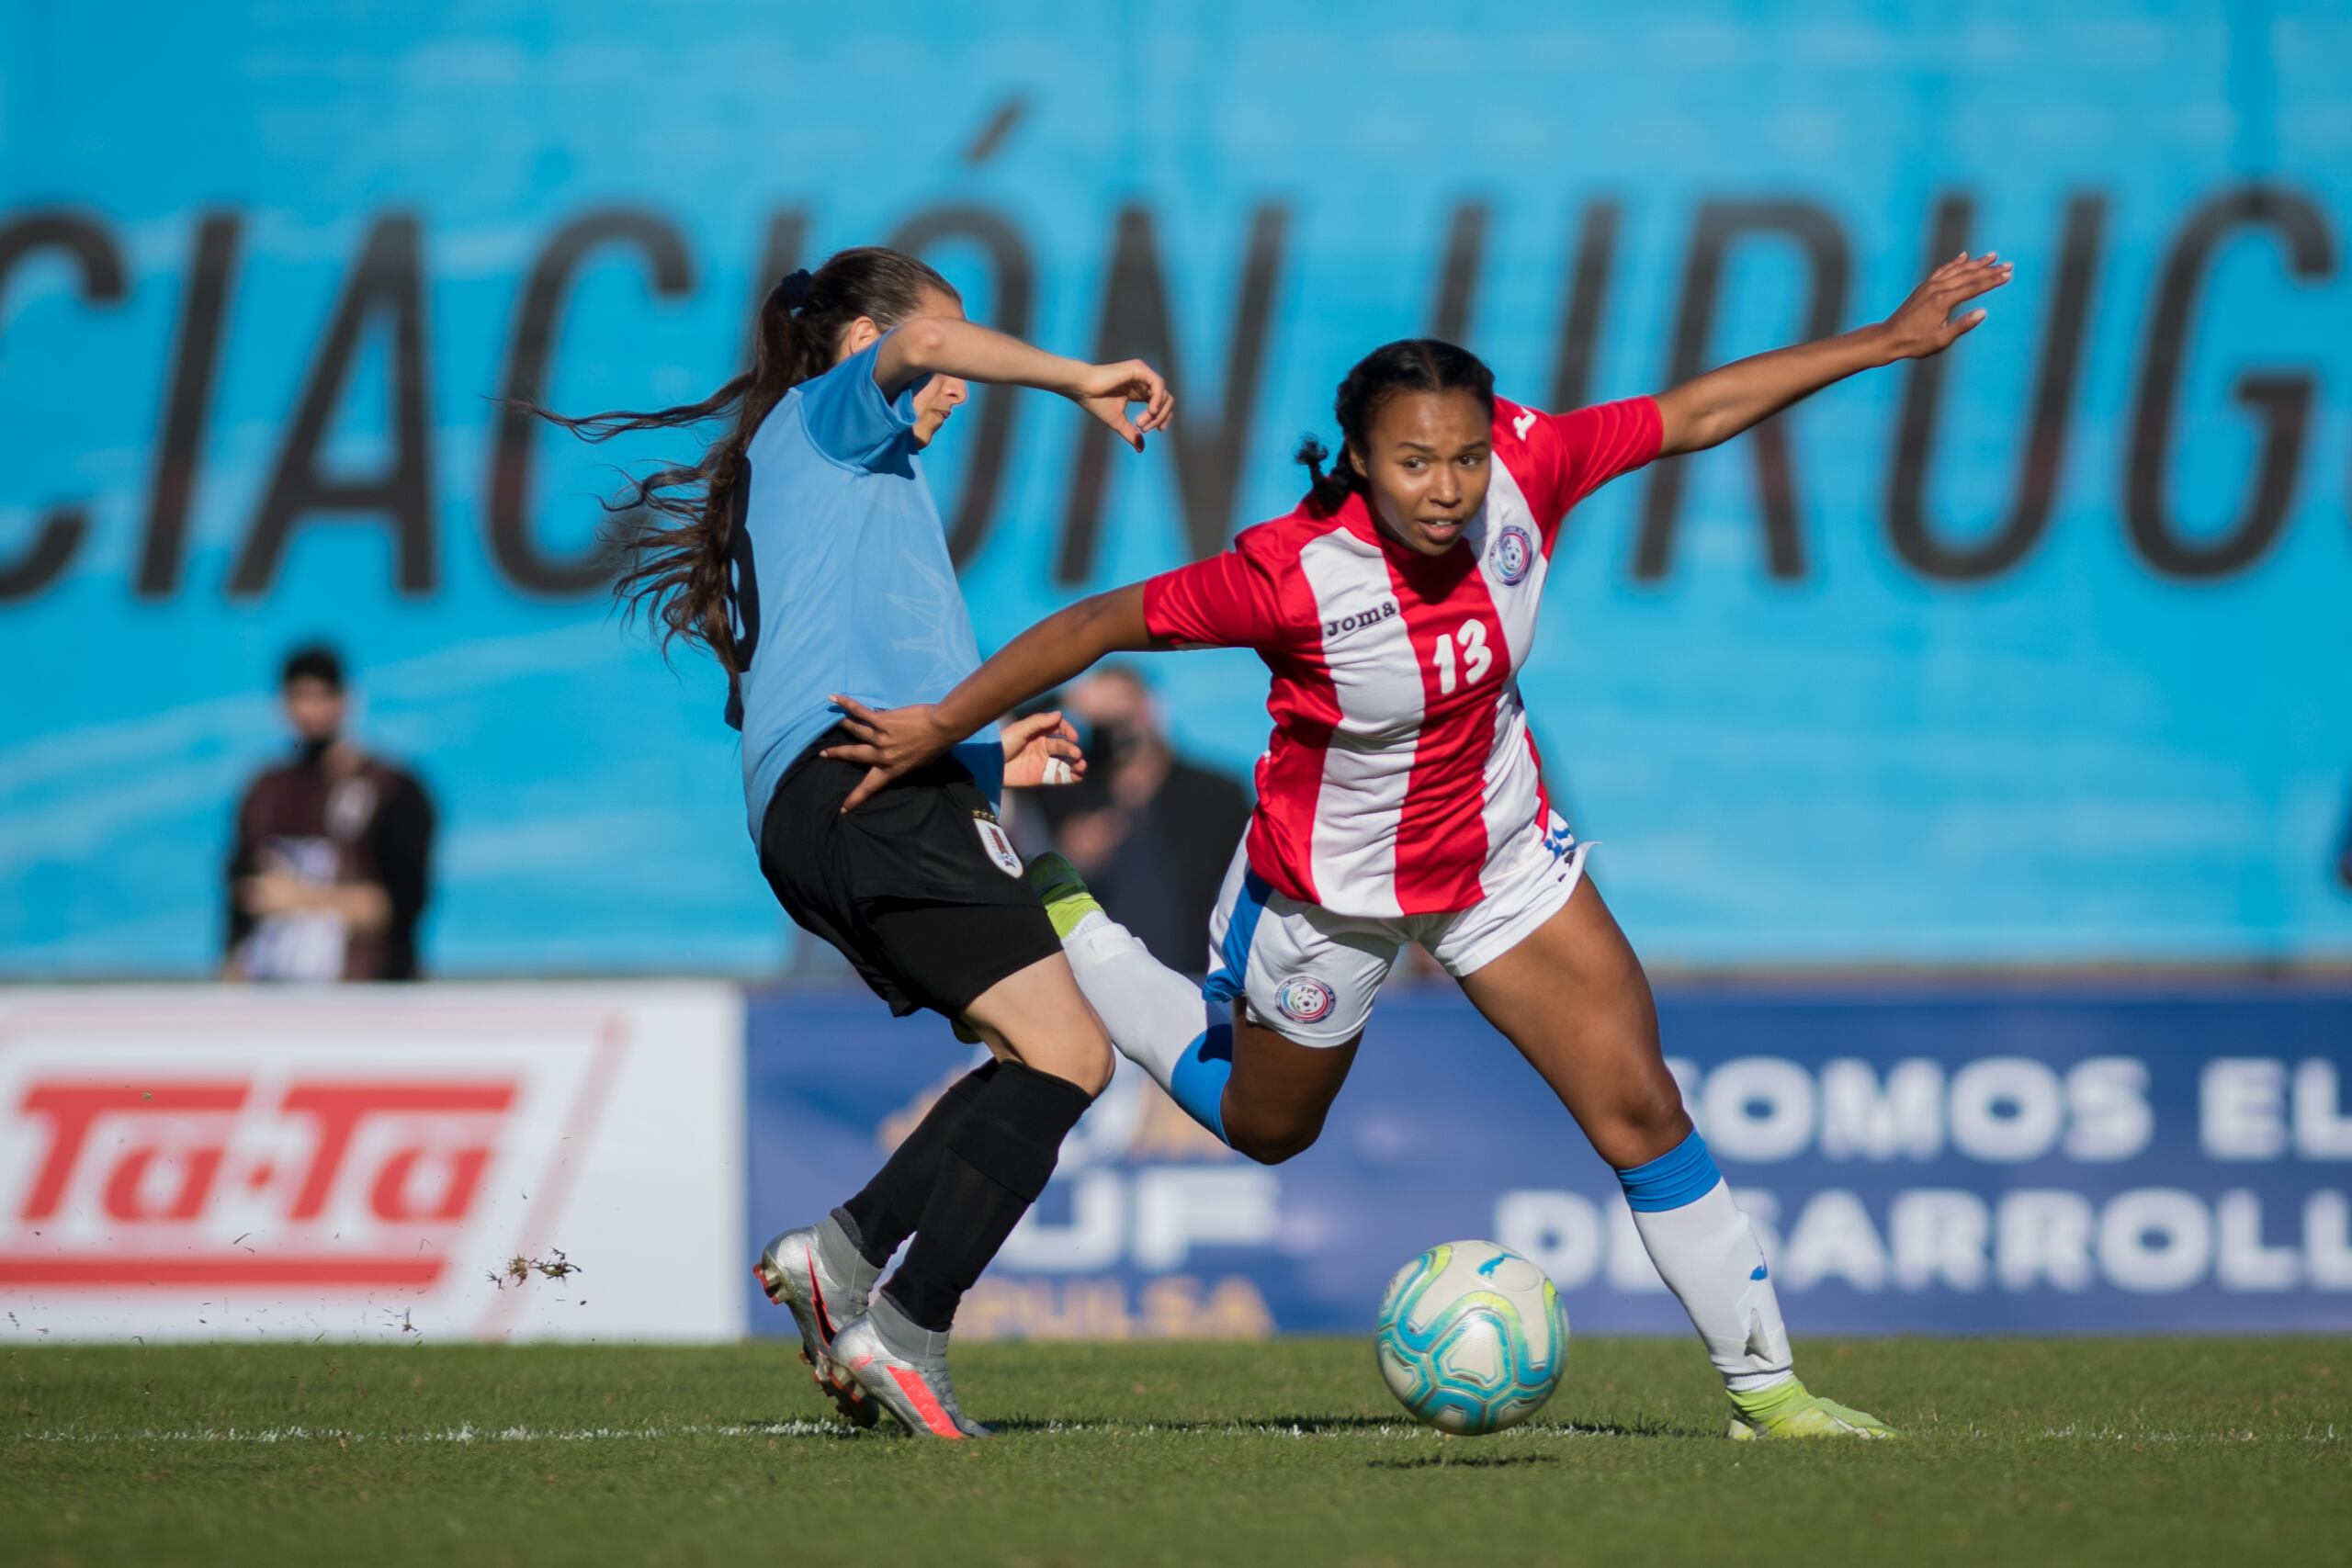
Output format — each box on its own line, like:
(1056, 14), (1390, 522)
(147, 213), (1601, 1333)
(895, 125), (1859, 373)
(1276, 974), (1336, 1024)
(1489, 522), (1534, 586)
(1541, 811), (1576, 860)
(975, 818), (1023, 878)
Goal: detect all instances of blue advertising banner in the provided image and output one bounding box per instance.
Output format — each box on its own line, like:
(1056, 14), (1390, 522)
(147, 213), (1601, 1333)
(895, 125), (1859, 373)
(6, 4), (2352, 975)
(744, 983), (2352, 1337)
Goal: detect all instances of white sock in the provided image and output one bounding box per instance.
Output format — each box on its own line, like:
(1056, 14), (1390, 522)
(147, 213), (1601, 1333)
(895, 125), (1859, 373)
(1618, 1133), (1795, 1396)
(1061, 915), (1204, 1093)
(1058, 914), (1234, 1138)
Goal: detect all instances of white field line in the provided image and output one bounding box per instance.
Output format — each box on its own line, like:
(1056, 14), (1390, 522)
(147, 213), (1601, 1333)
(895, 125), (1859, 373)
(10, 1422), (2342, 1447)
(17, 1421), (858, 1445)
(13, 1420), (1433, 1445)
(2012, 1424), (2342, 1445)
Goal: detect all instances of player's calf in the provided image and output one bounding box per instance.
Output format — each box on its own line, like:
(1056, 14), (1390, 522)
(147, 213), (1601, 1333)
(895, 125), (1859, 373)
(1615, 1132), (1796, 1393)
(1611, 1130), (1899, 1437)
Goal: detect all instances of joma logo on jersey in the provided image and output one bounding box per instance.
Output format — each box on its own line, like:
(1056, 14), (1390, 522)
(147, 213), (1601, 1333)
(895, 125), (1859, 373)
(0, 1077), (519, 1289)
(1322, 600), (1400, 641)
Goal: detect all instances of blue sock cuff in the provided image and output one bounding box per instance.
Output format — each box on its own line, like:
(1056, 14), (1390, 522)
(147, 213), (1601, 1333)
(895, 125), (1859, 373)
(1167, 1023), (1233, 1146)
(1615, 1130), (1721, 1212)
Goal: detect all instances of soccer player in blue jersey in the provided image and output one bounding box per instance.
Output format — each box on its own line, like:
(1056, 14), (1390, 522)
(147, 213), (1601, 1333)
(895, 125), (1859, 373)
(538, 247), (1171, 1438)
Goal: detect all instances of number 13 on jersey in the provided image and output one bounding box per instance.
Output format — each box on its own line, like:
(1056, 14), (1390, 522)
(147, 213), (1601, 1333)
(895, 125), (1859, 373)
(1431, 617), (1494, 695)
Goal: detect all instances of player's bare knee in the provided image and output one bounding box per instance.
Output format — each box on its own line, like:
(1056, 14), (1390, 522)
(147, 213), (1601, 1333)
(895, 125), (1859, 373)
(1230, 1127), (1314, 1166)
(1006, 1026), (1113, 1098)
(1063, 1034), (1114, 1097)
(1226, 1110), (1323, 1166)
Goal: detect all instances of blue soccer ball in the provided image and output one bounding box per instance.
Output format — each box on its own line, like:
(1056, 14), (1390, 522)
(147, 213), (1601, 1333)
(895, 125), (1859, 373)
(1374, 1240), (1570, 1435)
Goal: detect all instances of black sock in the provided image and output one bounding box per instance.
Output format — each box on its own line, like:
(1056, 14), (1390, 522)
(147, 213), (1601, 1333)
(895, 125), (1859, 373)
(883, 1061), (1095, 1332)
(838, 1060), (999, 1269)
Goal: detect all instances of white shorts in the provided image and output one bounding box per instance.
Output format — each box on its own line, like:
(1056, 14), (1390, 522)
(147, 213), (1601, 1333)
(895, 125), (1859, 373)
(1202, 812), (1593, 1047)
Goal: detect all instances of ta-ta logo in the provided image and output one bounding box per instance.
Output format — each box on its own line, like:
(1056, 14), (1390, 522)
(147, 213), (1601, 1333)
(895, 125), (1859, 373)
(3, 1077), (520, 1288)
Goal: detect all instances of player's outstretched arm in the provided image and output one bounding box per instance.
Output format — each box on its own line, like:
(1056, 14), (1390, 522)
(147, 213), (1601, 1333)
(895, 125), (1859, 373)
(1650, 251), (2012, 457)
(825, 584), (1159, 810)
(877, 319), (1174, 450)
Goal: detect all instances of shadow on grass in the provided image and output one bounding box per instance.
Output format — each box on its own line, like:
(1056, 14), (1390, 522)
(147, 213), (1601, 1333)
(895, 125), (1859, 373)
(979, 1414), (1411, 1435)
(1366, 1452), (1559, 1470)
(1521, 1417), (1691, 1439)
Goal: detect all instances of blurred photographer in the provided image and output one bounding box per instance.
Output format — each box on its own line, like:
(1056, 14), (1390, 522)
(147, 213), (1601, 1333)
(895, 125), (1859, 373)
(223, 644), (435, 981)
(1026, 665), (1249, 973)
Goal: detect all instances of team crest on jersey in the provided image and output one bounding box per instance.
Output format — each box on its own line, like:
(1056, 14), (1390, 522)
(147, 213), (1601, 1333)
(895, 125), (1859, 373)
(1489, 523), (1534, 586)
(975, 818), (1023, 878)
(1275, 975), (1336, 1024)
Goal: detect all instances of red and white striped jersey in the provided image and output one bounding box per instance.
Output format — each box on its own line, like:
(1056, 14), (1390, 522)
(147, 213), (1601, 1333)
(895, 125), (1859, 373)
(1142, 395), (1661, 919)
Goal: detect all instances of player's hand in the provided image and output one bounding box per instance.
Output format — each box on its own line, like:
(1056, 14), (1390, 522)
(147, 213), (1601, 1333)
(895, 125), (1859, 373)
(1068, 358), (1174, 451)
(822, 696), (959, 812)
(236, 870), (317, 917)
(999, 709), (1088, 790)
(1878, 251), (2014, 359)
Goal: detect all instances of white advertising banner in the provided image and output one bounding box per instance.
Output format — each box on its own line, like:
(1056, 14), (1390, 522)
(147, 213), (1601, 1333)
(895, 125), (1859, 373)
(0, 984), (743, 1342)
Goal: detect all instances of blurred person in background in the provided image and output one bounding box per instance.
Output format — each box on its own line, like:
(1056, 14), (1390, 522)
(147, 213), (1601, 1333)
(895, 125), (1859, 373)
(222, 644), (435, 982)
(1026, 666), (1249, 973)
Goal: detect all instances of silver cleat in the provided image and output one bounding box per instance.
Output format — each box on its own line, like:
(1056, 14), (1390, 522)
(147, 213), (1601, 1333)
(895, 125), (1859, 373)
(831, 1294), (989, 1440)
(753, 1213), (881, 1428)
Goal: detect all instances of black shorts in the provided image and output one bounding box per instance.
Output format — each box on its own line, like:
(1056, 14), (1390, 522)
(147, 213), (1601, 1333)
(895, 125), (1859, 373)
(758, 730), (1061, 1020)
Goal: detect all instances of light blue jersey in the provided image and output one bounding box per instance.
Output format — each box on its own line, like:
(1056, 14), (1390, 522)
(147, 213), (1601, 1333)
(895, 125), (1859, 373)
(729, 333), (1000, 837)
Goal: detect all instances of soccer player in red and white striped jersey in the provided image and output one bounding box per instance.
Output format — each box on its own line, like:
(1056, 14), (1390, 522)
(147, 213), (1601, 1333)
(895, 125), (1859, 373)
(1138, 385), (1656, 922)
(829, 250), (2011, 1438)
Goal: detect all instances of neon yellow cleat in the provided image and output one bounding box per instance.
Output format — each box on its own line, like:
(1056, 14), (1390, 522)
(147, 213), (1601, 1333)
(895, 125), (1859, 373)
(1725, 1378), (1896, 1439)
(1026, 852), (1104, 941)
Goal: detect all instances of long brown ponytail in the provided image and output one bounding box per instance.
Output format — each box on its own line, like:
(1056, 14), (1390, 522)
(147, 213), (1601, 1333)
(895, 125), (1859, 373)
(532, 246), (956, 669)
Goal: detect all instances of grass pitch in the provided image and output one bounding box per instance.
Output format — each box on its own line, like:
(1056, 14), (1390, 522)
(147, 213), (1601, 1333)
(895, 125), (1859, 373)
(6, 1335), (2346, 1566)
